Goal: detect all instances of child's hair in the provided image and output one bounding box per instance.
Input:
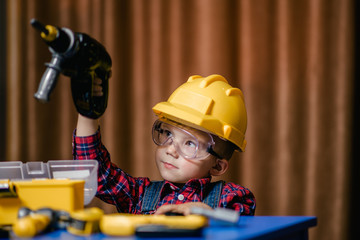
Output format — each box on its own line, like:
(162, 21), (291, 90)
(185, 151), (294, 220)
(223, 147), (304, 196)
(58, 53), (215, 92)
(212, 135), (239, 160)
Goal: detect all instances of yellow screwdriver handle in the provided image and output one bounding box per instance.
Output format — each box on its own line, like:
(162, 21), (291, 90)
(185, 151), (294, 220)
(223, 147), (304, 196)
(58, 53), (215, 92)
(12, 214), (51, 238)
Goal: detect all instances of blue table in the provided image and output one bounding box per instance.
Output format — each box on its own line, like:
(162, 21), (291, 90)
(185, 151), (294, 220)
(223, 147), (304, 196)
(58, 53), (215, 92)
(205, 216), (317, 240)
(9, 216), (317, 240)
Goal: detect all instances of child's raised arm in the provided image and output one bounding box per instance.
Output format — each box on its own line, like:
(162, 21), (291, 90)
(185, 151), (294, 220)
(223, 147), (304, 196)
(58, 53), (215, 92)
(76, 114), (99, 136)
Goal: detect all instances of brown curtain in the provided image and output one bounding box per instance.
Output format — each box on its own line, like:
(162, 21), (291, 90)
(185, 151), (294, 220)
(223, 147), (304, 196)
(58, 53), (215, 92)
(3, 0), (355, 239)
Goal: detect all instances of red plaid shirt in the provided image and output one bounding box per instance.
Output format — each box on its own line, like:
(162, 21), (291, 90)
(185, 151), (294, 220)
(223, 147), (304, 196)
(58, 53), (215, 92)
(72, 129), (256, 215)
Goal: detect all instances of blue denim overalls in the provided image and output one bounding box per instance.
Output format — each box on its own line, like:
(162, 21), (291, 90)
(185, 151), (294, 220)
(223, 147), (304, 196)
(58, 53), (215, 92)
(141, 180), (224, 214)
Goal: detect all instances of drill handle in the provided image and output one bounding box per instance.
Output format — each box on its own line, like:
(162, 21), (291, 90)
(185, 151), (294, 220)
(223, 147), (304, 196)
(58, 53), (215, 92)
(34, 54), (64, 102)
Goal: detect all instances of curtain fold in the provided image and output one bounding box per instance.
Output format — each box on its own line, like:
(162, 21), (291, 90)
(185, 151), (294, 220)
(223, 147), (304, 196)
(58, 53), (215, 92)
(4, 0), (354, 239)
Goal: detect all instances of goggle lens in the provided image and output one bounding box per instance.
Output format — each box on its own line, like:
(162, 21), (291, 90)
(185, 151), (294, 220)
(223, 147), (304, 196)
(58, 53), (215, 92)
(152, 120), (221, 160)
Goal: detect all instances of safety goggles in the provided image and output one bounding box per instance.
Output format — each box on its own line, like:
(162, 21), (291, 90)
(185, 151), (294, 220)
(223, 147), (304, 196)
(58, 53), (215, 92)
(152, 120), (223, 160)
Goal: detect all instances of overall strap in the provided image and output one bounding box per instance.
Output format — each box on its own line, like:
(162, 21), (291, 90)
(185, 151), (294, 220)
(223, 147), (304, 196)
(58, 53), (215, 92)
(141, 181), (165, 213)
(202, 180), (224, 209)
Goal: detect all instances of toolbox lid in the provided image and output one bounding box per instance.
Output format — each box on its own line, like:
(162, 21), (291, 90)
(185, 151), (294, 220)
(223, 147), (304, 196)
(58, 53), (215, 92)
(0, 160), (98, 205)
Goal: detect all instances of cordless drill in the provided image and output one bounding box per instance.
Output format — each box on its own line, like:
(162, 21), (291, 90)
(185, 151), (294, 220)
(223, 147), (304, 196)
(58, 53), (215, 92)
(31, 19), (112, 119)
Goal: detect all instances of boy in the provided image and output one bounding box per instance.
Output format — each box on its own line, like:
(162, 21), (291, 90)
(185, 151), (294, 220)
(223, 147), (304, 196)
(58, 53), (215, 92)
(73, 74), (256, 216)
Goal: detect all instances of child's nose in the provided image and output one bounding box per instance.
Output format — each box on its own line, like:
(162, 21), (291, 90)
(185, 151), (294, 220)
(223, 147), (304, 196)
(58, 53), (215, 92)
(166, 140), (179, 158)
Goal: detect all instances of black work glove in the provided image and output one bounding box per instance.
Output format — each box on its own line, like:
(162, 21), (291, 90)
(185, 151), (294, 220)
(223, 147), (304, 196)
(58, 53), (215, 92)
(71, 70), (110, 119)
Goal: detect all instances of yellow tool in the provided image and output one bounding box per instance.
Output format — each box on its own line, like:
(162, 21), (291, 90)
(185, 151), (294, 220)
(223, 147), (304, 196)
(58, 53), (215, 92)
(67, 207), (104, 236)
(0, 179), (85, 226)
(100, 214), (208, 236)
(11, 207), (103, 238)
(11, 208), (207, 237)
(11, 207), (237, 237)
(12, 212), (51, 238)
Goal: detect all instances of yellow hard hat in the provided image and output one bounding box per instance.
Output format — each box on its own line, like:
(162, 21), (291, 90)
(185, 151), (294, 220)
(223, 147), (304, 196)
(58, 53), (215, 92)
(152, 74), (247, 151)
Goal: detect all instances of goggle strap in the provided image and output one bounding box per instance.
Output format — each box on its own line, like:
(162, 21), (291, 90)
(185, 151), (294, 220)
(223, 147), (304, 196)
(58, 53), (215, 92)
(207, 146), (223, 159)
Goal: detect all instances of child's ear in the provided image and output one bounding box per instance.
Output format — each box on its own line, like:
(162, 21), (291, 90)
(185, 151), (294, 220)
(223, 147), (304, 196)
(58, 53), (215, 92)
(210, 159), (229, 176)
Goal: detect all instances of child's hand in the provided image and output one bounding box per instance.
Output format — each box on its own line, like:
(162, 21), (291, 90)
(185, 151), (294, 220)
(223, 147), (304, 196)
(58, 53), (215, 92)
(93, 77), (103, 97)
(154, 202), (212, 216)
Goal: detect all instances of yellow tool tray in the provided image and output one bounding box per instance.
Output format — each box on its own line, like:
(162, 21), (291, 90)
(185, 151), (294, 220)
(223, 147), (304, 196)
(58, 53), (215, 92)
(0, 160), (98, 226)
(0, 179), (85, 225)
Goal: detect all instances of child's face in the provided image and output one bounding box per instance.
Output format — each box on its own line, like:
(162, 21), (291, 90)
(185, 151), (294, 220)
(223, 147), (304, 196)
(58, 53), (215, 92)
(154, 121), (219, 183)
(155, 144), (217, 183)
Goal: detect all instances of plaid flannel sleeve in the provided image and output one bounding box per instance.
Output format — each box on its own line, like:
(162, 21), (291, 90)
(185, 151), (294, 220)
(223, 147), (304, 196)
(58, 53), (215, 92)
(72, 128), (150, 213)
(221, 182), (256, 216)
